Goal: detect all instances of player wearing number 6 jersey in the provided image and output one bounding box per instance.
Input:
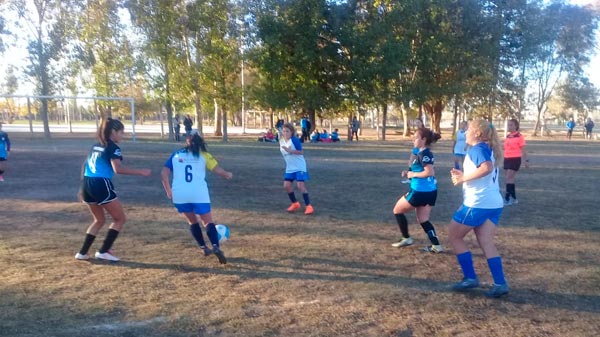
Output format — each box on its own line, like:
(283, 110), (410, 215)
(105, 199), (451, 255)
(161, 132), (233, 264)
(449, 120), (508, 298)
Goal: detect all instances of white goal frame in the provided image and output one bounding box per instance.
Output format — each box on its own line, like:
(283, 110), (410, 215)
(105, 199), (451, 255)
(0, 94), (138, 142)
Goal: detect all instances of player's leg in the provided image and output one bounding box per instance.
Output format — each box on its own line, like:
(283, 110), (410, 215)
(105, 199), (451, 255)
(95, 199), (126, 260)
(474, 219), (509, 297)
(448, 214), (479, 290)
(416, 205), (442, 252)
(391, 194), (415, 247)
(199, 212), (226, 264)
(296, 180), (313, 214)
(182, 211), (211, 256)
(75, 203), (106, 259)
(284, 179), (300, 212)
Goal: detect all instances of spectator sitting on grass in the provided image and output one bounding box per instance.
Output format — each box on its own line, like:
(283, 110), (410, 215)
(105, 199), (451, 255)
(258, 129), (277, 143)
(331, 129), (340, 142)
(310, 130), (320, 143)
(320, 129), (330, 142)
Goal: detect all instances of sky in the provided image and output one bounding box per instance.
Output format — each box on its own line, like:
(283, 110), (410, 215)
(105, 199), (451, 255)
(1, 0), (599, 94)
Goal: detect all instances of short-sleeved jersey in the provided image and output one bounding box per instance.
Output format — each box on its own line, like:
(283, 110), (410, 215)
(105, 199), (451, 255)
(462, 143), (503, 208)
(164, 149), (218, 204)
(566, 120), (575, 130)
(0, 131), (10, 158)
(453, 129), (467, 155)
(409, 148), (437, 192)
(84, 141), (122, 179)
(280, 136), (307, 173)
(503, 132), (526, 158)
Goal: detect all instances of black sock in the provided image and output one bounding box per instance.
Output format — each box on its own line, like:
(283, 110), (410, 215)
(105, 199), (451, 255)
(420, 221), (440, 245)
(510, 184), (516, 199)
(394, 213), (410, 238)
(79, 233), (96, 255)
(99, 229), (119, 254)
(205, 223), (219, 249)
(505, 184), (511, 201)
(288, 192), (297, 203)
(303, 193), (310, 206)
(189, 223), (206, 247)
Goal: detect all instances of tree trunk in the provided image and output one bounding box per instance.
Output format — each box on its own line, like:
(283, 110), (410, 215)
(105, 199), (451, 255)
(214, 98), (222, 136)
(381, 103), (387, 141)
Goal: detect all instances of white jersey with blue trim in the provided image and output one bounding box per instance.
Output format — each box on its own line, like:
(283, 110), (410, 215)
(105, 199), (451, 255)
(462, 142), (503, 209)
(84, 141), (122, 179)
(280, 136), (307, 173)
(164, 149), (218, 204)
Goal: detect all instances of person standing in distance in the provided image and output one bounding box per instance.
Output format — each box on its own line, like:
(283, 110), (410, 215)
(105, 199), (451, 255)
(449, 120), (508, 298)
(566, 117), (575, 140)
(391, 128), (443, 253)
(503, 118), (528, 205)
(75, 118), (152, 261)
(452, 121), (468, 170)
(183, 114), (194, 137)
(0, 122), (11, 182)
(350, 116), (360, 142)
(280, 122), (314, 215)
(161, 132), (233, 264)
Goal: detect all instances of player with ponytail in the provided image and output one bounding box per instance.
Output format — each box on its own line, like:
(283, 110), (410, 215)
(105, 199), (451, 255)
(449, 120), (509, 298)
(75, 118), (152, 262)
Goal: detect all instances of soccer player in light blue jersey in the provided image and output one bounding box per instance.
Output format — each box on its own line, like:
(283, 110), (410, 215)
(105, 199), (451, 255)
(391, 128), (443, 253)
(449, 120), (509, 298)
(75, 118), (152, 262)
(0, 122), (11, 182)
(161, 132), (233, 264)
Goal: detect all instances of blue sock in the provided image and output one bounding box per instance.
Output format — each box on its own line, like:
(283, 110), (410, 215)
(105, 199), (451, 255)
(288, 192), (297, 203)
(457, 251), (477, 280)
(206, 223), (220, 249)
(303, 193), (310, 206)
(189, 223), (206, 247)
(454, 162), (460, 170)
(487, 256), (507, 285)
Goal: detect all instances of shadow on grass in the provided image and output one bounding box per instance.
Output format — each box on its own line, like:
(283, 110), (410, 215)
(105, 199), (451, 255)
(104, 256), (600, 314)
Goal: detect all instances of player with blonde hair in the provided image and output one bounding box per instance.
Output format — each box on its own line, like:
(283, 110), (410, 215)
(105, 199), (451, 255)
(449, 119), (509, 298)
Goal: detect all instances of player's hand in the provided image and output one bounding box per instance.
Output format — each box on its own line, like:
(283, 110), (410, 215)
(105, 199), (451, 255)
(223, 171), (233, 180)
(450, 168), (463, 186)
(139, 168), (152, 177)
(77, 190), (83, 202)
(401, 170), (408, 178)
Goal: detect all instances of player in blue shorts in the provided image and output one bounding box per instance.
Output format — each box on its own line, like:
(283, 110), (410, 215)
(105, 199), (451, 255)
(161, 132), (233, 264)
(0, 122), (11, 182)
(391, 128), (443, 253)
(280, 122), (314, 215)
(449, 120), (508, 298)
(75, 118), (152, 262)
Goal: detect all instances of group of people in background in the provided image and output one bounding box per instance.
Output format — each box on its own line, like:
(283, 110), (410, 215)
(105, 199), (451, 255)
(566, 116), (595, 140)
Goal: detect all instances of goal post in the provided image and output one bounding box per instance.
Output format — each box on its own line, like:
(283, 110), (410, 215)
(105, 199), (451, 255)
(0, 94), (138, 142)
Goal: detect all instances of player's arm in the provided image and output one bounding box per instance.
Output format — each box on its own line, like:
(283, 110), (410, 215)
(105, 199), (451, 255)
(111, 158), (151, 176)
(408, 164), (434, 179)
(160, 167), (172, 199)
(451, 161), (493, 185)
(212, 166), (233, 180)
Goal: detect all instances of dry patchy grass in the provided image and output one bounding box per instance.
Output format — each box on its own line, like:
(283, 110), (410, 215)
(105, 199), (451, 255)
(0, 132), (599, 337)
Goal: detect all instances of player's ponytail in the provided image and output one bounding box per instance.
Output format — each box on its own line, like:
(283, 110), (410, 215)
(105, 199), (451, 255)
(471, 119), (503, 164)
(187, 133), (207, 157)
(98, 117), (124, 146)
(418, 128), (442, 146)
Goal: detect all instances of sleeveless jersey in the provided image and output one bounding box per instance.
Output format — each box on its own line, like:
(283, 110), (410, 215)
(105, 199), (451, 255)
(164, 149), (218, 204)
(462, 143), (503, 208)
(84, 141), (122, 179)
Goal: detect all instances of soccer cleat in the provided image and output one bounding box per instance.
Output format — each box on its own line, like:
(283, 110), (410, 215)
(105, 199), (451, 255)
(94, 251), (120, 262)
(391, 237), (414, 248)
(423, 244), (443, 253)
(304, 205), (314, 215)
(401, 179), (410, 184)
(212, 247), (227, 264)
(452, 278), (480, 291)
(510, 198), (518, 205)
(201, 246), (213, 257)
(504, 198), (513, 206)
(75, 253), (90, 260)
(485, 283), (509, 298)
(286, 202), (301, 212)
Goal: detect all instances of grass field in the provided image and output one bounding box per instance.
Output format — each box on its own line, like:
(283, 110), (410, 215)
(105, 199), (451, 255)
(1, 131), (599, 337)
